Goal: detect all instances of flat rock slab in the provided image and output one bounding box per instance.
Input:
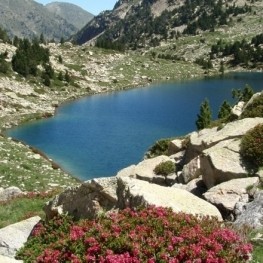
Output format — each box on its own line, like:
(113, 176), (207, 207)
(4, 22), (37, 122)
(0, 216), (41, 258)
(117, 177), (222, 220)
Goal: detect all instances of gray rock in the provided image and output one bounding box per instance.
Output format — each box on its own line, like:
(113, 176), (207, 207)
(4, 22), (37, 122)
(45, 176), (222, 221)
(203, 177), (259, 219)
(234, 191), (263, 229)
(0, 187), (23, 202)
(200, 139), (248, 188)
(0, 216), (41, 258)
(184, 177), (207, 198)
(117, 177), (222, 220)
(181, 156), (201, 183)
(44, 177), (118, 220)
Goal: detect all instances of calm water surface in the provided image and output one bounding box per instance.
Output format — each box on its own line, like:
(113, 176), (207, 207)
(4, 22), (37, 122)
(7, 72), (263, 180)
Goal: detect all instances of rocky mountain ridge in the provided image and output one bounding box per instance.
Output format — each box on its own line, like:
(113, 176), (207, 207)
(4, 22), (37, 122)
(0, 0), (93, 41)
(73, 0), (263, 49)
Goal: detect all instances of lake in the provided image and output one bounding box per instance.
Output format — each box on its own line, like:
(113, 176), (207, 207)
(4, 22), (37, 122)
(7, 72), (263, 180)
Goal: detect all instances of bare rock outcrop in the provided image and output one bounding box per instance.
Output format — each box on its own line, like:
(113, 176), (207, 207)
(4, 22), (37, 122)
(44, 177), (118, 220)
(117, 177), (222, 220)
(0, 216), (41, 258)
(184, 118), (263, 163)
(203, 177), (259, 219)
(200, 139), (248, 188)
(44, 177), (222, 221)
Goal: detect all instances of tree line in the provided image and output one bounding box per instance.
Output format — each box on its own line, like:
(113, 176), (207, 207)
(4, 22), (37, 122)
(211, 33), (263, 67)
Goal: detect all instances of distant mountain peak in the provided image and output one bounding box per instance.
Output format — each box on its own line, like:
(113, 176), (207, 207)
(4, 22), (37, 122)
(45, 2), (94, 30)
(0, 0), (93, 41)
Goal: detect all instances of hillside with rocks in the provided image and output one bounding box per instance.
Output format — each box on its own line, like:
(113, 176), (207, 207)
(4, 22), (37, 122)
(74, 0), (263, 48)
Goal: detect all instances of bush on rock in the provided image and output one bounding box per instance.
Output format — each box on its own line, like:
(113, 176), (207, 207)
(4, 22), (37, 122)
(16, 206), (252, 263)
(154, 160), (175, 176)
(240, 124), (263, 170)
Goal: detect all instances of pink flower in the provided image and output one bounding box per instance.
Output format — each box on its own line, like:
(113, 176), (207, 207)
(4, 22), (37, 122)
(70, 225), (85, 241)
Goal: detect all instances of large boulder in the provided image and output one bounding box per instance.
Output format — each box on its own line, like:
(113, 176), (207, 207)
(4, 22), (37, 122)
(200, 139), (248, 188)
(117, 177), (222, 220)
(0, 187), (23, 202)
(0, 216), (41, 258)
(184, 118), (263, 163)
(44, 177), (118, 220)
(117, 155), (176, 186)
(234, 191), (263, 229)
(45, 177), (222, 221)
(203, 177), (259, 219)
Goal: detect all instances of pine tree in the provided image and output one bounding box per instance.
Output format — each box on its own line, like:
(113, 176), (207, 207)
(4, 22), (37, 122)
(196, 99), (212, 130)
(218, 100), (232, 119)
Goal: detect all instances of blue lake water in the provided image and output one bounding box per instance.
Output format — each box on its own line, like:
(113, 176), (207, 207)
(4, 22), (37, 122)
(7, 72), (263, 180)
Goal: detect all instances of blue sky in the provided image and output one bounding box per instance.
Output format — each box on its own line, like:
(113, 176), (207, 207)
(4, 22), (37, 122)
(35, 0), (117, 15)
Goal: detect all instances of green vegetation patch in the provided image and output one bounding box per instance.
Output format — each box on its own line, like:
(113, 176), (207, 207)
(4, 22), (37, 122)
(240, 124), (263, 171)
(0, 136), (79, 192)
(154, 161), (175, 176)
(0, 191), (59, 228)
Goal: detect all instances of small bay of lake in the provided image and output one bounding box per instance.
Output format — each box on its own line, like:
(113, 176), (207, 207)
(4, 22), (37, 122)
(7, 72), (263, 180)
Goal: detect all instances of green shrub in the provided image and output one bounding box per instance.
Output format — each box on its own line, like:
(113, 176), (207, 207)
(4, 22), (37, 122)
(240, 124), (263, 170)
(154, 160), (175, 176)
(196, 98), (212, 130)
(145, 138), (172, 158)
(241, 93), (263, 118)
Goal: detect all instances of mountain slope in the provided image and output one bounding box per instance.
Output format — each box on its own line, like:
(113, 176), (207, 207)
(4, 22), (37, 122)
(45, 2), (94, 30)
(73, 0), (263, 49)
(0, 0), (77, 41)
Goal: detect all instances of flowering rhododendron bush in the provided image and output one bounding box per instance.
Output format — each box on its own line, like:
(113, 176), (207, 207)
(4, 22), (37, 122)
(16, 206), (252, 263)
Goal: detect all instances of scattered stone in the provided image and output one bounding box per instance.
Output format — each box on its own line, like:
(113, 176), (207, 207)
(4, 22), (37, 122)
(0, 187), (23, 202)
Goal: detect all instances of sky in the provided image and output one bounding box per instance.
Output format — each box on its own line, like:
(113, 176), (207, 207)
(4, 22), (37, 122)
(35, 0), (117, 15)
